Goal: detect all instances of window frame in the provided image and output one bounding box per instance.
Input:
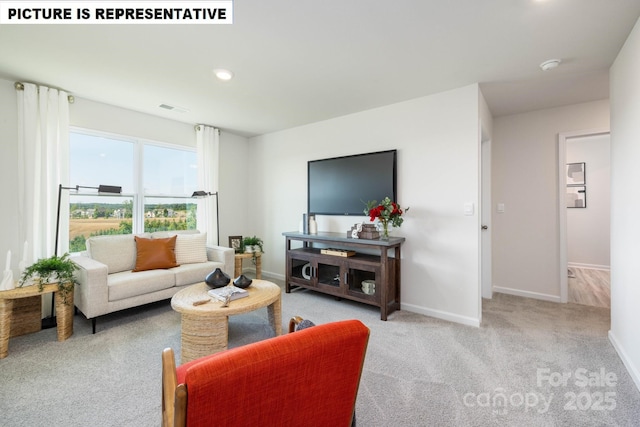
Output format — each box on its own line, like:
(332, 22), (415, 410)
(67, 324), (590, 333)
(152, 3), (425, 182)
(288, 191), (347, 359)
(68, 127), (198, 244)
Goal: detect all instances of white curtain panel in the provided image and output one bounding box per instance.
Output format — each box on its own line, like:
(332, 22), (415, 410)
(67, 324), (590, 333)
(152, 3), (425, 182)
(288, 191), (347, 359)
(196, 125), (220, 246)
(17, 83), (70, 265)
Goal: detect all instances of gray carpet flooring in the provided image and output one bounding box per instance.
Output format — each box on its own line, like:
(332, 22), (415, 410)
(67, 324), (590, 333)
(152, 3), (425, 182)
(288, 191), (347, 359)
(1, 282), (639, 426)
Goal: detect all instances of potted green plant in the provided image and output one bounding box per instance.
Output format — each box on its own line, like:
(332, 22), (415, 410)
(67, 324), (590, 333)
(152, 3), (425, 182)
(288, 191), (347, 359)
(243, 236), (264, 254)
(19, 253), (79, 305)
(242, 236), (264, 264)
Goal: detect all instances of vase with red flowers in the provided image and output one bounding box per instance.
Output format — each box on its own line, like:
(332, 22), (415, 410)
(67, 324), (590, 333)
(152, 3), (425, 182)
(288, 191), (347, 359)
(363, 197), (409, 240)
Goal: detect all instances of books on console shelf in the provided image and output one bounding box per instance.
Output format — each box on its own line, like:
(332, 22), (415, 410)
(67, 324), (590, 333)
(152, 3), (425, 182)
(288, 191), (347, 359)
(208, 285), (249, 302)
(320, 248), (356, 257)
(347, 223), (380, 239)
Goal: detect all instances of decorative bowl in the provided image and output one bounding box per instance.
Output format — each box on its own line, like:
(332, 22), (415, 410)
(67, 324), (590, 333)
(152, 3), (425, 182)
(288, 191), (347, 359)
(205, 268), (231, 289)
(361, 279), (376, 295)
(233, 274), (253, 289)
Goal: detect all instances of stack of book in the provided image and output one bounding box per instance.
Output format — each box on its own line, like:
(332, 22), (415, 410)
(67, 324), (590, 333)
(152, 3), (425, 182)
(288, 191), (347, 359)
(320, 248), (356, 257)
(358, 224), (380, 239)
(347, 223), (380, 239)
(208, 285), (249, 302)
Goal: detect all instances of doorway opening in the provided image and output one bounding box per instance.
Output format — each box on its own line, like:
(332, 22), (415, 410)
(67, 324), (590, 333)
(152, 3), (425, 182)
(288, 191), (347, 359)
(481, 135), (492, 301)
(558, 129), (610, 308)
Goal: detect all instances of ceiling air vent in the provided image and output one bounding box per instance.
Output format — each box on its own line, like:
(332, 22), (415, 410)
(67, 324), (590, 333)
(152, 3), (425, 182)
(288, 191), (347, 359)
(158, 103), (190, 113)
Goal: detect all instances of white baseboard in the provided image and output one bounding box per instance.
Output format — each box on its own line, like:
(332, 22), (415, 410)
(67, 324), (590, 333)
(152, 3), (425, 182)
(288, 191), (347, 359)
(608, 330), (640, 393)
(275, 269), (481, 328)
(401, 302), (480, 328)
(493, 286), (561, 303)
(568, 262), (610, 271)
(238, 267), (285, 282)
(258, 270), (285, 281)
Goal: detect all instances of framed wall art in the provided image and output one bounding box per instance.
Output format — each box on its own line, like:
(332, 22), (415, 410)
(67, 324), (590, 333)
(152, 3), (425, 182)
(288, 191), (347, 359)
(566, 186), (586, 208)
(566, 162), (586, 186)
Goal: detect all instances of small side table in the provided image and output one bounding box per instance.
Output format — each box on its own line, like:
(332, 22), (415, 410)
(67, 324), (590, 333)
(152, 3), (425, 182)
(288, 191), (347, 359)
(0, 283), (74, 359)
(234, 252), (262, 279)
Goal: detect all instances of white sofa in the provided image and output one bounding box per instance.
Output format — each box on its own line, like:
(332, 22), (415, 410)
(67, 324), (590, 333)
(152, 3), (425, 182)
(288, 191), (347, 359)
(72, 231), (234, 333)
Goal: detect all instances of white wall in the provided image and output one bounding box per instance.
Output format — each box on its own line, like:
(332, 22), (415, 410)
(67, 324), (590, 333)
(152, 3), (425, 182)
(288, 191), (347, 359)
(71, 98), (194, 148)
(250, 84), (483, 326)
(566, 134), (610, 269)
(492, 100), (610, 301)
(218, 131), (250, 247)
(609, 16), (640, 392)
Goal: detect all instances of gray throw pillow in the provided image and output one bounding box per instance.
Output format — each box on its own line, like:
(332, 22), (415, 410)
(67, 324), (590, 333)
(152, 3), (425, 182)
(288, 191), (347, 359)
(295, 319), (316, 331)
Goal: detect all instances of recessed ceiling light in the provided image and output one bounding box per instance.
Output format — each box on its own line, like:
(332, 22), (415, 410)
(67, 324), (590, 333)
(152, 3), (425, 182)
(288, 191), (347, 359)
(540, 59), (561, 71)
(213, 68), (234, 81)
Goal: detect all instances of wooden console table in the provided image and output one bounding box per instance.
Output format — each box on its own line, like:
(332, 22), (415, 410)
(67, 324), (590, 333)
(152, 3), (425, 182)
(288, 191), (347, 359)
(283, 231), (404, 320)
(234, 252), (262, 279)
(0, 284), (74, 358)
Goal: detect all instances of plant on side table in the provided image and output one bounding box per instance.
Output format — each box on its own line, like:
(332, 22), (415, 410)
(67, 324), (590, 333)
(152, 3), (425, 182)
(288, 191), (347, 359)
(242, 236), (264, 264)
(19, 253), (79, 305)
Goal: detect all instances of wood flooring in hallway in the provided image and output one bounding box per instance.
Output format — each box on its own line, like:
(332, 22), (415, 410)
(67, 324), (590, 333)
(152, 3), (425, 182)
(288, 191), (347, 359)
(568, 267), (610, 309)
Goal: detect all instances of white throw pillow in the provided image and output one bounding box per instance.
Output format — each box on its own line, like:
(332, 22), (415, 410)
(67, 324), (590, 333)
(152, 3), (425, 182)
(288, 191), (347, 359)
(87, 234), (151, 273)
(174, 233), (208, 264)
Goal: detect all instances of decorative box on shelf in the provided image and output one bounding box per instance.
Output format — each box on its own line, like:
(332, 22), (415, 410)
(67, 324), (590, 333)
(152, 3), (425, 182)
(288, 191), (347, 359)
(348, 223), (380, 240)
(359, 224), (380, 239)
(320, 248), (356, 257)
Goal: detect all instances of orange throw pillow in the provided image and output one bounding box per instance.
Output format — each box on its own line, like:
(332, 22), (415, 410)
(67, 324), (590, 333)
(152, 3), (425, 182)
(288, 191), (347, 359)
(133, 235), (179, 272)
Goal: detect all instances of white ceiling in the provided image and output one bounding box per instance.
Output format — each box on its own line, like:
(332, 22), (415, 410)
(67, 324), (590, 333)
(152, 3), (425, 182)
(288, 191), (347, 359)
(1, 1), (639, 137)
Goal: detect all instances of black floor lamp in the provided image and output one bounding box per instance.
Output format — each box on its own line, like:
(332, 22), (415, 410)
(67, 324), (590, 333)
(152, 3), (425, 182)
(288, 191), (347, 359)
(43, 184), (122, 329)
(192, 191), (219, 246)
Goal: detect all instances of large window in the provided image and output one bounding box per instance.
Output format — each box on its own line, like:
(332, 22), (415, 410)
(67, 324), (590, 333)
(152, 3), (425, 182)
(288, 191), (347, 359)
(68, 129), (199, 252)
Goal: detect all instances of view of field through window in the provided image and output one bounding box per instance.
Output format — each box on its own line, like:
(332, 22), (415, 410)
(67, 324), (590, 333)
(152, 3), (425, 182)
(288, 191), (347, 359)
(68, 197), (198, 252)
(69, 196), (197, 252)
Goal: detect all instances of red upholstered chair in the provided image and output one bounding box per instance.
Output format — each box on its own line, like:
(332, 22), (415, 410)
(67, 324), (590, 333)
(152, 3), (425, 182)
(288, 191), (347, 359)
(162, 319), (370, 427)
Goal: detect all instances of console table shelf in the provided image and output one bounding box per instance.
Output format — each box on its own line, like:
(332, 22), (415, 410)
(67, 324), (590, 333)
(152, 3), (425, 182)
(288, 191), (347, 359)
(283, 231), (404, 320)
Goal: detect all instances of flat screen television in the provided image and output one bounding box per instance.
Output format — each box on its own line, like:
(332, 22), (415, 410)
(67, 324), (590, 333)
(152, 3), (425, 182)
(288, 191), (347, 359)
(308, 150), (397, 216)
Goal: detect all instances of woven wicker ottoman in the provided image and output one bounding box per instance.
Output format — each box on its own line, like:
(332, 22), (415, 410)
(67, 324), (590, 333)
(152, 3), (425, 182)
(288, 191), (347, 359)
(171, 280), (282, 363)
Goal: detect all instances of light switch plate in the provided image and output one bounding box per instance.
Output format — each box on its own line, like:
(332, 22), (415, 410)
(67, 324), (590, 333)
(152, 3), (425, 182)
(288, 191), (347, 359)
(464, 202), (474, 216)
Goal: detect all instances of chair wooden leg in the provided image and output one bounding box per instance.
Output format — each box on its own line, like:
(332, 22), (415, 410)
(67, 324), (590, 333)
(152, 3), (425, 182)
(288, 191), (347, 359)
(162, 348), (178, 427)
(288, 316), (303, 333)
(174, 384), (188, 427)
(92, 318), (96, 334)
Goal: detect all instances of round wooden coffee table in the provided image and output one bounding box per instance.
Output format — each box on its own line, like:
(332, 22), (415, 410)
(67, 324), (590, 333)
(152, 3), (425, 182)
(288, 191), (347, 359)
(171, 280), (282, 363)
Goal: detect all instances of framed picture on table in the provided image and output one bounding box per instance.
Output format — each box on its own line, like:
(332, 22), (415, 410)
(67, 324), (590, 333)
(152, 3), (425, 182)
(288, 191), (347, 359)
(229, 236), (243, 253)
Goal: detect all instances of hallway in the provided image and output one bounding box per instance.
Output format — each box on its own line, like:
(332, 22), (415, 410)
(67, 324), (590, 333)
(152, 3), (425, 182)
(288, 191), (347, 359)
(568, 267), (610, 308)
